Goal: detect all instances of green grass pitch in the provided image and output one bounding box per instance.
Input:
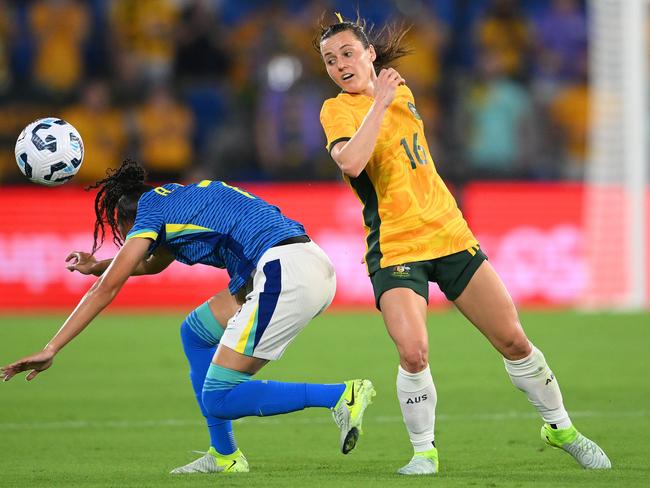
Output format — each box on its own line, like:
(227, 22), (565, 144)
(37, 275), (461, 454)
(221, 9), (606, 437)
(1, 310), (649, 487)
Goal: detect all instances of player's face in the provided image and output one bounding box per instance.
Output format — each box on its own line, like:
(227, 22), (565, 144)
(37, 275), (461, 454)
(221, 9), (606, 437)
(321, 30), (376, 96)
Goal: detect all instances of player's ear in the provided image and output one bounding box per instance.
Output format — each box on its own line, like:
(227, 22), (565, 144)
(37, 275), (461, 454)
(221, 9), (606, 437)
(368, 44), (377, 63)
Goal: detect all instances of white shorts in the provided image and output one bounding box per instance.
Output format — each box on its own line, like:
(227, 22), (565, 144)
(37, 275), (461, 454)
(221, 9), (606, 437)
(220, 241), (336, 360)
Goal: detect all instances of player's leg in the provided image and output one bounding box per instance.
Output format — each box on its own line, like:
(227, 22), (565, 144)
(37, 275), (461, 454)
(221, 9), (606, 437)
(453, 259), (611, 469)
(171, 290), (246, 474)
(201, 242), (375, 454)
(379, 286), (438, 475)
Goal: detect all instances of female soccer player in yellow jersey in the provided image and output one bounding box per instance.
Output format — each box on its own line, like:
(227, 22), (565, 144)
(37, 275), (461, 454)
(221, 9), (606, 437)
(315, 14), (610, 475)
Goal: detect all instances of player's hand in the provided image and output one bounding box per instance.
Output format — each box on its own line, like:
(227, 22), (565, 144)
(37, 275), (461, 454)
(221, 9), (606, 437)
(373, 68), (405, 109)
(66, 251), (97, 275)
(1, 349), (55, 382)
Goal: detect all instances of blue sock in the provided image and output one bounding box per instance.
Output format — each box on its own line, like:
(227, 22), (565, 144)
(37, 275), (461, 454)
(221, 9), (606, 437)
(202, 364), (346, 419)
(180, 303), (236, 455)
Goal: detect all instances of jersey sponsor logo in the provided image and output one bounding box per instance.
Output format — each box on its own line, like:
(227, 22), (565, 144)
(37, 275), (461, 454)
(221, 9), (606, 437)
(545, 374), (555, 385)
(406, 393), (428, 404)
(407, 102), (422, 120)
(392, 265), (411, 278)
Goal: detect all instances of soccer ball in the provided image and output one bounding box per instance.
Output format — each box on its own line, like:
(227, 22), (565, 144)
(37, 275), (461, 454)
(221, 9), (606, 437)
(14, 117), (84, 186)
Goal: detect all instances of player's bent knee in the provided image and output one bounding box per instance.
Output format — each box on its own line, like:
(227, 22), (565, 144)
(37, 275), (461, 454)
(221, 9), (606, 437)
(180, 303), (224, 349)
(500, 335), (532, 360)
(399, 346), (429, 372)
(202, 388), (232, 419)
(202, 363), (252, 419)
(180, 318), (203, 349)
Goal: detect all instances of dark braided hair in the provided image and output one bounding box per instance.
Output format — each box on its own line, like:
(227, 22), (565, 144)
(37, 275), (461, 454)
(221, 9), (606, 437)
(312, 12), (412, 72)
(86, 159), (152, 254)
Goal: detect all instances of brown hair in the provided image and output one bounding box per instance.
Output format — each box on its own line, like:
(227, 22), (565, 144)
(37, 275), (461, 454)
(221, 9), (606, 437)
(313, 12), (412, 72)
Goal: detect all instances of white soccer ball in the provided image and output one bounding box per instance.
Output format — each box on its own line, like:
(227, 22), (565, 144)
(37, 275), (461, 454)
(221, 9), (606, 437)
(14, 117), (84, 186)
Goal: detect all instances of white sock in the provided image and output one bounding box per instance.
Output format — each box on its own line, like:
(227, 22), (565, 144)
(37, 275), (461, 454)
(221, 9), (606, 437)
(396, 365), (437, 452)
(504, 344), (572, 429)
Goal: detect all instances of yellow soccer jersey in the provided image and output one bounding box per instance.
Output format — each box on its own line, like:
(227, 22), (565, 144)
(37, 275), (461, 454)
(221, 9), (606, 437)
(320, 85), (477, 274)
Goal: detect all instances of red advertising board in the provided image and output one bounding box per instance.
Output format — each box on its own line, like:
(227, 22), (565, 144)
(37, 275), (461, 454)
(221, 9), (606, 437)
(0, 182), (647, 311)
(462, 183), (585, 305)
(0, 184), (374, 310)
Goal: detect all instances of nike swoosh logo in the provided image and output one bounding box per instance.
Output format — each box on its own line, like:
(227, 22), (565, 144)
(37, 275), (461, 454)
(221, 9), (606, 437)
(346, 384), (356, 407)
(227, 460), (237, 470)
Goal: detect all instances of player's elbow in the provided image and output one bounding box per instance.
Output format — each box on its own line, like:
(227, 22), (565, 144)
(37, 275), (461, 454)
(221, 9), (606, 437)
(94, 284), (119, 303)
(337, 157), (365, 178)
(90, 276), (121, 303)
(343, 165), (363, 178)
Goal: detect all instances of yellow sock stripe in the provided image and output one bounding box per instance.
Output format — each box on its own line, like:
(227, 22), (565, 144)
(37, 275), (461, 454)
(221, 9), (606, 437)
(235, 305), (259, 354)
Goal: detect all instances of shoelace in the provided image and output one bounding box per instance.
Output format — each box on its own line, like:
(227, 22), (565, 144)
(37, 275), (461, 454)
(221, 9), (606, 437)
(569, 435), (602, 455)
(564, 435), (608, 468)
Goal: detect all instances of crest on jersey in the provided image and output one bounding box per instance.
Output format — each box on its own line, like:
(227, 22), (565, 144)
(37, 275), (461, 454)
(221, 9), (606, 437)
(407, 102), (422, 120)
(392, 265), (411, 278)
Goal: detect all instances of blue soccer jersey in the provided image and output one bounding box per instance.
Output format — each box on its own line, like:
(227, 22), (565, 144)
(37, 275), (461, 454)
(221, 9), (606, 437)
(125, 180), (306, 293)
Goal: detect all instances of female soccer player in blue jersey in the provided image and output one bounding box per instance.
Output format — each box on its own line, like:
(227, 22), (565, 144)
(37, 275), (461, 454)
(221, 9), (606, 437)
(1, 159), (376, 474)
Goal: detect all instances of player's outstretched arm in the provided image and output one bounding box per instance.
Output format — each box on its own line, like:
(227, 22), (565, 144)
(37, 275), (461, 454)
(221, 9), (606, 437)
(1, 237), (152, 382)
(66, 246), (174, 277)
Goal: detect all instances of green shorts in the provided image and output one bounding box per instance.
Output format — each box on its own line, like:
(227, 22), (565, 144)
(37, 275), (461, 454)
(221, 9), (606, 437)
(369, 245), (488, 310)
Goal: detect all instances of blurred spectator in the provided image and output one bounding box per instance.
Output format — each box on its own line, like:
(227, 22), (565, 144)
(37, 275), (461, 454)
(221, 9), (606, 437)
(397, 8), (447, 93)
(254, 74), (333, 180)
(394, 8), (448, 157)
(0, 100), (50, 182)
(28, 0), (90, 97)
(250, 4), (335, 179)
(533, 0), (587, 82)
(226, 3), (298, 92)
(532, 0), (587, 102)
(0, 0), (13, 95)
(134, 83), (194, 182)
(173, 0), (231, 82)
(60, 80), (128, 183)
(109, 0), (180, 85)
(0, 0), (595, 185)
(196, 108), (259, 181)
(475, 0), (532, 81)
(457, 51), (536, 179)
(548, 57), (589, 180)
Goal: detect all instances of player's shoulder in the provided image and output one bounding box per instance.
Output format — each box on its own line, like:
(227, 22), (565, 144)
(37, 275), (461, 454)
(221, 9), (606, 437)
(139, 183), (183, 203)
(396, 84), (415, 102)
(320, 93), (343, 115)
(321, 92), (366, 122)
(321, 91), (365, 109)
(147, 182), (183, 194)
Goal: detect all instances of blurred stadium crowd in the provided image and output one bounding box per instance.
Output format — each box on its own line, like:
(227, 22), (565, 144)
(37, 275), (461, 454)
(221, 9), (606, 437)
(0, 0), (588, 185)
